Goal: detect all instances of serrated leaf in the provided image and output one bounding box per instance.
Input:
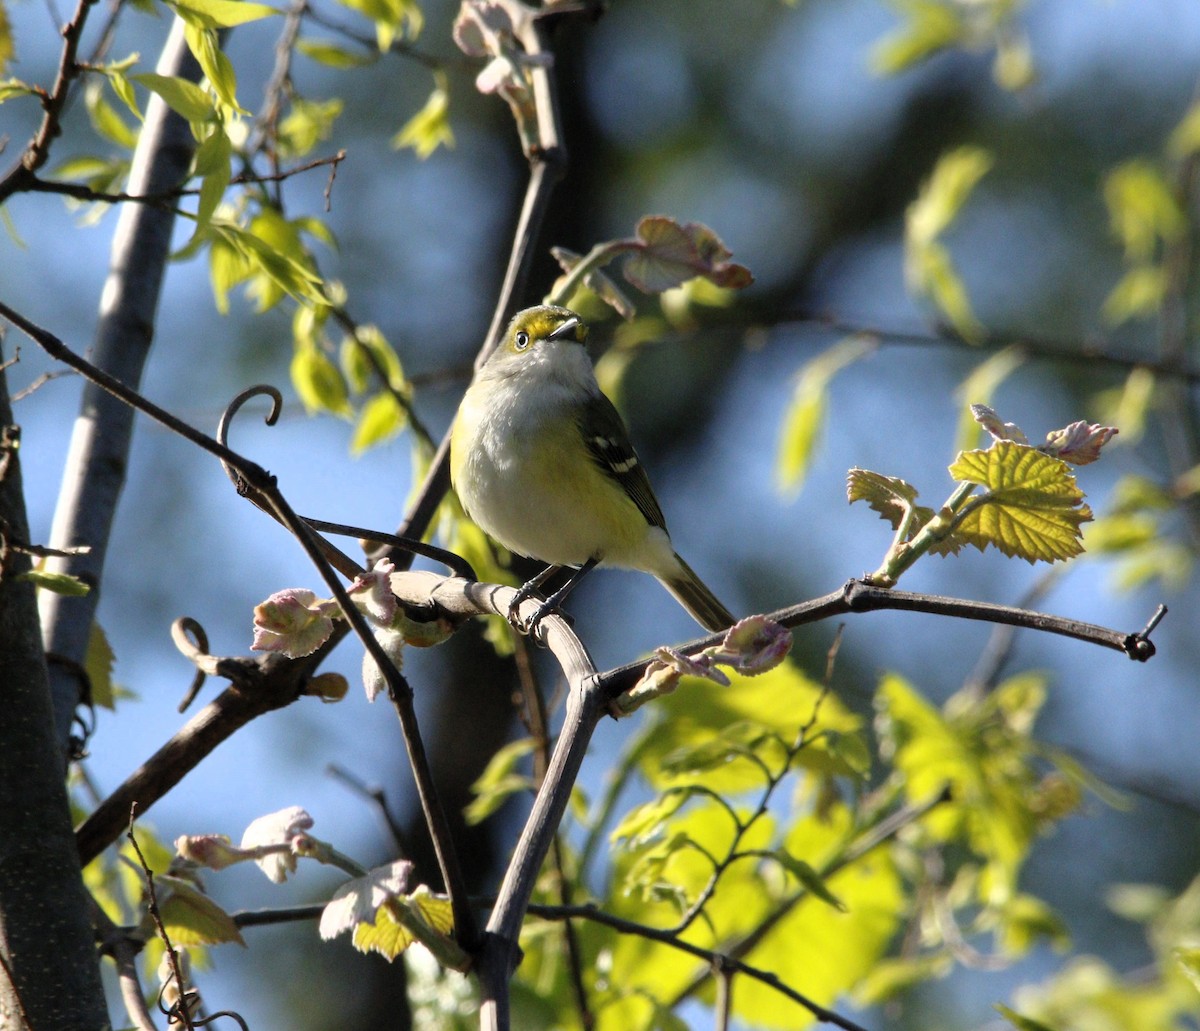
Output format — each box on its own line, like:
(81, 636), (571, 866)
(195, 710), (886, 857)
(168, 0), (277, 29)
(777, 334), (876, 495)
(351, 890), (460, 966)
(157, 877), (245, 947)
(949, 442), (1091, 563)
(135, 72), (215, 124)
(279, 96), (343, 159)
(18, 569), (91, 596)
(624, 216), (752, 294)
(85, 622), (117, 710)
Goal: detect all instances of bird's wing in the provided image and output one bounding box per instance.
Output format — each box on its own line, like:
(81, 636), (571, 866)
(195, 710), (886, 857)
(578, 392), (668, 531)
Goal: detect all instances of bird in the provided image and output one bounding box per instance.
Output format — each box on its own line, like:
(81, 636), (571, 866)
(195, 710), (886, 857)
(449, 304), (734, 633)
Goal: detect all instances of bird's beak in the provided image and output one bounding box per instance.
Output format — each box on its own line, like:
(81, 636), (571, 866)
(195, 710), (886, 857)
(547, 316), (583, 342)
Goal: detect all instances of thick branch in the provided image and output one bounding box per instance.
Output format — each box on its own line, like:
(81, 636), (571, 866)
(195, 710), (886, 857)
(36, 20), (204, 757)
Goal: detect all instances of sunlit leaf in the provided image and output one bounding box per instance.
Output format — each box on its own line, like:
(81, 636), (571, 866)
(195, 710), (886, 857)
(0, 1), (13, 75)
(907, 145), (993, 245)
(949, 442), (1092, 563)
(1168, 100), (1200, 159)
(872, 0), (964, 75)
(393, 76), (453, 158)
(183, 22), (242, 112)
(85, 80), (139, 149)
(296, 38), (377, 68)
(1103, 159), (1184, 261)
(157, 877), (246, 947)
(0, 78), (37, 103)
(464, 737), (537, 826)
(292, 343), (351, 417)
(994, 1003), (1061, 1031)
(777, 334), (876, 495)
(19, 569), (91, 595)
(167, 0), (277, 29)
(1102, 263), (1167, 325)
(350, 391), (407, 454)
(279, 96), (344, 159)
(85, 621), (117, 711)
(135, 72), (215, 124)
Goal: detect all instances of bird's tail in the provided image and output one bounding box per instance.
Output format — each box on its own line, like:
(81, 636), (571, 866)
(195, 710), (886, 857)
(659, 553), (735, 632)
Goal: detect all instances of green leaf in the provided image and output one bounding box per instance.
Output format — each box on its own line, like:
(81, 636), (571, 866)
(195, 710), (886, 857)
(1174, 947), (1200, 994)
(847, 469), (962, 555)
(85, 622), (117, 710)
(872, 0), (964, 76)
(135, 72), (215, 124)
(84, 80), (139, 149)
(773, 851), (846, 911)
(1168, 100), (1200, 159)
(350, 391), (407, 454)
(192, 128), (232, 233)
(464, 738), (537, 826)
(352, 891), (459, 965)
(0, 78), (37, 103)
(167, 0), (277, 29)
(18, 569), (91, 596)
(954, 346), (1026, 454)
(278, 96), (344, 159)
(292, 343), (351, 416)
(157, 876), (245, 946)
(296, 37), (377, 68)
(1102, 263), (1167, 325)
(393, 76), (453, 158)
(994, 1003), (1061, 1031)
(777, 334), (876, 495)
(907, 145), (992, 245)
(0, 1), (13, 75)
(335, 0), (422, 49)
(907, 238), (985, 342)
(183, 22), (242, 112)
(1104, 159), (1184, 261)
(949, 441), (1093, 563)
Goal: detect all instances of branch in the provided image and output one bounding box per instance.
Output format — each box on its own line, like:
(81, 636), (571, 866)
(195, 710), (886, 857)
(0, 0), (99, 202)
(34, 19), (204, 756)
(525, 904), (873, 1031)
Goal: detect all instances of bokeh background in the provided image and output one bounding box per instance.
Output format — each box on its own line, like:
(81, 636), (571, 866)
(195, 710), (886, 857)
(3, 0), (1199, 1027)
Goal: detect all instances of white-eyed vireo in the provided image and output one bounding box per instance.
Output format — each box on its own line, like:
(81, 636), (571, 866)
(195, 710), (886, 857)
(450, 305), (734, 632)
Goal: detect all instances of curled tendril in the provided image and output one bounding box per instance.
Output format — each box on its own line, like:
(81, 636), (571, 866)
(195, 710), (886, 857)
(217, 385), (284, 494)
(171, 616), (211, 712)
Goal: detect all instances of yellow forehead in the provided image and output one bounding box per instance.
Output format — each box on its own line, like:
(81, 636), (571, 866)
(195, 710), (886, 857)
(508, 306), (588, 347)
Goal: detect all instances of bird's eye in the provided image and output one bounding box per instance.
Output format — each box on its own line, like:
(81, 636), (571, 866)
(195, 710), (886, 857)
(514, 331), (530, 351)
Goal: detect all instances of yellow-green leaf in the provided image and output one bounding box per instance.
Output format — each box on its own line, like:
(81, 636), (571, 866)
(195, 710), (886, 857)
(1102, 263), (1167, 325)
(18, 569), (91, 596)
(350, 391), (407, 454)
(183, 22), (242, 113)
(85, 80), (139, 149)
(157, 877), (245, 946)
(907, 145), (993, 245)
(954, 346), (1026, 453)
(135, 72), (215, 124)
(949, 441), (1091, 563)
(0, 1), (13, 75)
(296, 37), (376, 68)
(872, 0), (964, 76)
(994, 1003), (1061, 1031)
(1104, 159), (1184, 261)
(1168, 101), (1200, 160)
(292, 343), (351, 416)
(777, 334), (876, 495)
(0, 78), (36, 103)
(464, 738), (537, 825)
(168, 0), (277, 29)
(393, 77), (453, 158)
(279, 97), (343, 160)
(85, 621), (117, 711)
